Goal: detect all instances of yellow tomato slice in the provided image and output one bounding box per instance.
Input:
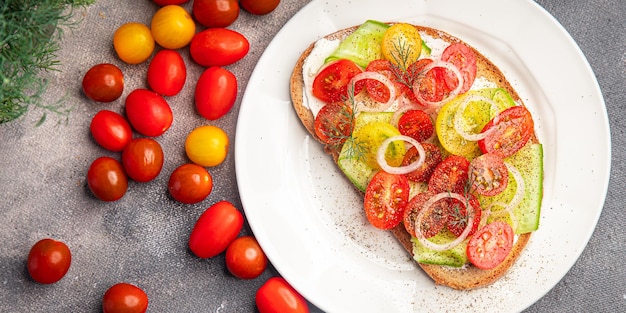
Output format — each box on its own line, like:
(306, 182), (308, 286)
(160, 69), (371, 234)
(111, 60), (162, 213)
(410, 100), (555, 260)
(381, 23), (422, 68)
(352, 121), (405, 169)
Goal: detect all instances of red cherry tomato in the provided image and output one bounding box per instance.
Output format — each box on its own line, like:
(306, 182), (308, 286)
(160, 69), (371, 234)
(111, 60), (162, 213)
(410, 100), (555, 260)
(90, 110), (133, 152)
(87, 157), (128, 202)
(312, 59), (363, 104)
(401, 143), (442, 183)
(152, 0), (189, 5)
(121, 138), (164, 182)
(27, 238), (71, 284)
(240, 0), (280, 15)
(256, 277), (310, 313)
(190, 28), (249, 67)
(441, 43), (477, 94)
(479, 105), (534, 158)
(313, 102), (354, 146)
(188, 200), (243, 258)
(427, 155), (470, 194)
(467, 221), (514, 270)
(82, 63), (124, 102)
(445, 194), (482, 237)
(364, 171), (410, 230)
(168, 163), (213, 204)
(195, 67), (237, 120)
(147, 49), (186, 96)
(125, 89), (173, 137)
(193, 0), (239, 28)
(468, 153), (509, 196)
(397, 109), (434, 142)
(411, 59), (449, 105)
(364, 59), (405, 103)
(225, 236), (267, 279)
(403, 191), (445, 238)
(102, 282), (149, 313)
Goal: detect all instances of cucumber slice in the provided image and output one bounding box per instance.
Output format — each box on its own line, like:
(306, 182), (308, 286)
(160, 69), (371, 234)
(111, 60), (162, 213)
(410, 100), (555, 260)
(478, 143), (544, 234)
(412, 230), (468, 267)
(325, 20), (390, 68)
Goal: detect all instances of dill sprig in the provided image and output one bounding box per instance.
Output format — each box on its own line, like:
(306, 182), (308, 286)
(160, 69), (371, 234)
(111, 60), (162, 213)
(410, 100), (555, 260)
(0, 0), (95, 125)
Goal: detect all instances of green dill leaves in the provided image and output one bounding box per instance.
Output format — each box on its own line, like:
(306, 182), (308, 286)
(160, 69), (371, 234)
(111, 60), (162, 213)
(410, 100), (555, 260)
(0, 0), (95, 125)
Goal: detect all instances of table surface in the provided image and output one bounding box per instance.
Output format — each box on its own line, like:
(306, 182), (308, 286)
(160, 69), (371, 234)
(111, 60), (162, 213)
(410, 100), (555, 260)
(1, 0), (624, 312)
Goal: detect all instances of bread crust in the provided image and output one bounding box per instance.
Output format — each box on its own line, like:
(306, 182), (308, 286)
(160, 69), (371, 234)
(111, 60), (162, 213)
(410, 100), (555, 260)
(290, 23), (532, 290)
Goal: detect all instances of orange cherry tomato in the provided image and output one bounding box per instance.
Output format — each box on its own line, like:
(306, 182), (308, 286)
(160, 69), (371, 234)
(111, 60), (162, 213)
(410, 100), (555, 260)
(168, 163), (213, 204)
(225, 236), (267, 279)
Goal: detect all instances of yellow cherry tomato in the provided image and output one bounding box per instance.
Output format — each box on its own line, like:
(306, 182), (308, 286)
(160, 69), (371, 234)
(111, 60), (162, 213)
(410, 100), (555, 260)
(185, 125), (229, 167)
(381, 23), (422, 68)
(151, 5), (196, 50)
(113, 22), (155, 64)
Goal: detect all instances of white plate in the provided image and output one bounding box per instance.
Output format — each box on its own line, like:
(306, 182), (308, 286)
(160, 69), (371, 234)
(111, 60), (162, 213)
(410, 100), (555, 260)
(234, 0), (611, 312)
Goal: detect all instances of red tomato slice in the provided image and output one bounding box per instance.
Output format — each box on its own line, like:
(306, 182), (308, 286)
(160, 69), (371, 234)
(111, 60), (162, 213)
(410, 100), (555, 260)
(446, 194), (482, 237)
(468, 153), (509, 196)
(427, 155), (470, 194)
(403, 191), (447, 238)
(478, 105), (534, 158)
(397, 109), (434, 142)
(364, 59), (404, 103)
(364, 171), (410, 230)
(401, 143), (442, 183)
(313, 102), (353, 146)
(441, 43), (477, 94)
(467, 221), (514, 270)
(409, 59), (448, 105)
(312, 59), (363, 103)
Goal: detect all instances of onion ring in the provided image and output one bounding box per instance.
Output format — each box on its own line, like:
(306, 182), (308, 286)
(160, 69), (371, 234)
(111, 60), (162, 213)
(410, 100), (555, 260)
(413, 60), (464, 109)
(376, 135), (425, 175)
(349, 71), (397, 112)
(453, 94), (500, 141)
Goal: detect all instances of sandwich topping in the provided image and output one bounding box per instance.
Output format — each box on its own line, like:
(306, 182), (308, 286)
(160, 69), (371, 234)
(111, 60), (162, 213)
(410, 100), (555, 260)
(297, 20), (543, 273)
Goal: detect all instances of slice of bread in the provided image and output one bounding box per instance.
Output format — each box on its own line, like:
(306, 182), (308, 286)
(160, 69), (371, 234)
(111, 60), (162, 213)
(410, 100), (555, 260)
(290, 23), (533, 290)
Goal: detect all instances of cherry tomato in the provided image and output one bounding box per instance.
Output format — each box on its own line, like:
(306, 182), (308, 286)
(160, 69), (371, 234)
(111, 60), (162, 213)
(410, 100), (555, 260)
(190, 28), (250, 67)
(153, 0), (189, 6)
(467, 221), (514, 270)
(256, 277), (310, 313)
(401, 143), (442, 182)
(381, 23), (422, 68)
(82, 63), (124, 102)
(397, 109), (434, 142)
(225, 236), (267, 279)
(240, 0), (280, 15)
(151, 5), (196, 50)
(313, 102), (354, 146)
(122, 138), (164, 182)
(188, 200), (243, 258)
(113, 22), (155, 64)
(193, 0), (239, 28)
(311, 59), (363, 104)
(87, 157), (128, 202)
(27, 238), (71, 284)
(479, 105), (534, 158)
(445, 194), (482, 237)
(411, 59), (448, 104)
(125, 89), (173, 137)
(185, 125), (229, 167)
(102, 283), (149, 313)
(364, 171), (410, 230)
(427, 155), (470, 194)
(403, 191), (446, 238)
(147, 49), (187, 96)
(90, 110), (132, 152)
(364, 59), (404, 103)
(441, 43), (477, 94)
(195, 67), (237, 120)
(468, 153), (509, 196)
(168, 163), (213, 204)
